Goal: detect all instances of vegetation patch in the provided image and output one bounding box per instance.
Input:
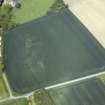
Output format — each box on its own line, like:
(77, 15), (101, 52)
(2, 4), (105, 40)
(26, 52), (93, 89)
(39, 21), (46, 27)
(34, 89), (55, 105)
(99, 74), (105, 83)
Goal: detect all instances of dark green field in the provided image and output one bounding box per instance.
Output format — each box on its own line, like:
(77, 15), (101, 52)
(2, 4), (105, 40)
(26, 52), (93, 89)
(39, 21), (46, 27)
(49, 78), (105, 105)
(4, 8), (105, 93)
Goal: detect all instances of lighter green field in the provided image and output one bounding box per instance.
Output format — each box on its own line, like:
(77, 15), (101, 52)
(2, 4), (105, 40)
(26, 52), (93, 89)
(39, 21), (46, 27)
(1, 98), (28, 105)
(0, 75), (9, 98)
(12, 0), (56, 24)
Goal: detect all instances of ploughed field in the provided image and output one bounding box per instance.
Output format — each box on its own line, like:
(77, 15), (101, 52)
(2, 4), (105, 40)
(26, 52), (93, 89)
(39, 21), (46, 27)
(4, 8), (105, 93)
(64, 0), (105, 48)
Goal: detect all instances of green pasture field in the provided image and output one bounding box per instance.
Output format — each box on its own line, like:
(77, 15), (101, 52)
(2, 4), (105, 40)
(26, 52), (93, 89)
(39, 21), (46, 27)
(12, 0), (56, 24)
(0, 75), (9, 98)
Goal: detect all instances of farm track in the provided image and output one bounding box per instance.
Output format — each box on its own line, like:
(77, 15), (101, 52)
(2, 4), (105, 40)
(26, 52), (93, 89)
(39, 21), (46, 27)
(0, 91), (33, 103)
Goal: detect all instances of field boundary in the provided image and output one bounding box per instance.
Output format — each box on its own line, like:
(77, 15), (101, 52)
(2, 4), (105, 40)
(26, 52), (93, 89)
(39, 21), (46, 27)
(45, 68), (105, 89)
(0, 69), (105, 103)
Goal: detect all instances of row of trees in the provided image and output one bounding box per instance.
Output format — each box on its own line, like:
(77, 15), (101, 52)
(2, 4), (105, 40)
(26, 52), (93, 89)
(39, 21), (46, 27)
(0, 5), (14, 72)
(0, 3), (21, 73)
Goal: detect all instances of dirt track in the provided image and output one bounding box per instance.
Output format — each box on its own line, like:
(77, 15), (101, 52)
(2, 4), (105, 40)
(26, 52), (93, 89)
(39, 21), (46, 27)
(64, 0), (105, 48)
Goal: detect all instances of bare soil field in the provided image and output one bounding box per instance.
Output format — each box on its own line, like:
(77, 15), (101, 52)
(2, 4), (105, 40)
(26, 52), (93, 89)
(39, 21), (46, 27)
(64, 0), (105, 48)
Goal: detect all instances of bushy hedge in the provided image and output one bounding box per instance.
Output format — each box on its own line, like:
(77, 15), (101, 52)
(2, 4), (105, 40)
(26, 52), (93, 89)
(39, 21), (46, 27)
(47, 0), (67, 14)
(0, 5), (16, 30)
